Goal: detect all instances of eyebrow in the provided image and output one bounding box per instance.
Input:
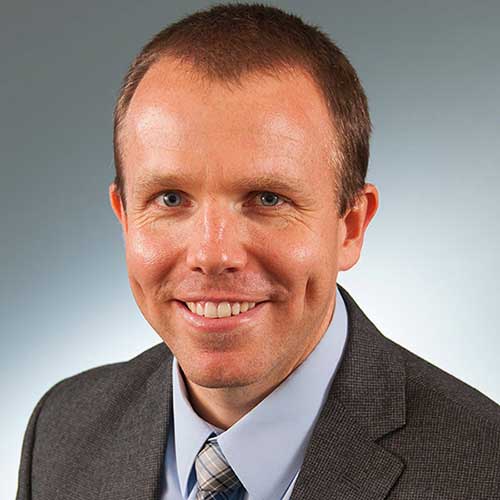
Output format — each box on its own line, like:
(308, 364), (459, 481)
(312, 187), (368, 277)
(134, 171), (307, 196)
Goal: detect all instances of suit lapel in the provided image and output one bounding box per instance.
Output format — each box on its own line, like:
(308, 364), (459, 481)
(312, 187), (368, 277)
(99, 350), (173, 500)
(290, 285), (406, 500)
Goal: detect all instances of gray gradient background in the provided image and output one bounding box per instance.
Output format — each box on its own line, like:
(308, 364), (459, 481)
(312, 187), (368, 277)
(2, 0), (499, 496)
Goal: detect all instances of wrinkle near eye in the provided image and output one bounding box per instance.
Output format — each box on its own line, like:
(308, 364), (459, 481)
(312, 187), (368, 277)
(278, 211), (316, 231)
(130, 207), (164, 230)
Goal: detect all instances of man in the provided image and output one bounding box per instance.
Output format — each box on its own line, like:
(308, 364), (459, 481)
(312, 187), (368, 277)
(17, 3), (500, 500)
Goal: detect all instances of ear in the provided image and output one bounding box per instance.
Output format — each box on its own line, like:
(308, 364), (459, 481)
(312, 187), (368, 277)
(337, 183), (379, 271)
(109, 182), (128, 233)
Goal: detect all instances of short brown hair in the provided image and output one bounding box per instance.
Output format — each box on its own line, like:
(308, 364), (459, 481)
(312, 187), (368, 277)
(113, 2), (371, 216)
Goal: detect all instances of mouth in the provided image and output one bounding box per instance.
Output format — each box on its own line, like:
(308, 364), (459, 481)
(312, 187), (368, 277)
(174, 299), (268, 333)
(181, 299), (261, 318)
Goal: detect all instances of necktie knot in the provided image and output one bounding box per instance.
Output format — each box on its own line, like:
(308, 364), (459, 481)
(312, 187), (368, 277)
(195, 435), (242, 499)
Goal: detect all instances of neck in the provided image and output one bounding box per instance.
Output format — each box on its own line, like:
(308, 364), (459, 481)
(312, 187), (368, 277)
(183, 377), (276, 430)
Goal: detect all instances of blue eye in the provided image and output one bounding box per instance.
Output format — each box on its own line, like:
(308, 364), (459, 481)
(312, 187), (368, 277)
(162, 191), (182, 207)
(258, 192), (283, 207)
(158, 191), (284, 209)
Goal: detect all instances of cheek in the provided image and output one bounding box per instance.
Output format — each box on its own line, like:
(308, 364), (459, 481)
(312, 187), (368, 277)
(124, 226), (181, 287)
(257, 225), (337, 291)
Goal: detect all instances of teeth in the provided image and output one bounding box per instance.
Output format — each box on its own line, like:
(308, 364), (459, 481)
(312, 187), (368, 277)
(185, 300), (259, 318)
(217, 302), (232, 318)
(205, 302), (218, 318)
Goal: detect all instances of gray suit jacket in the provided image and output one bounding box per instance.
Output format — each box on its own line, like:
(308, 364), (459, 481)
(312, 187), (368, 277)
(16, 286), (500, 499)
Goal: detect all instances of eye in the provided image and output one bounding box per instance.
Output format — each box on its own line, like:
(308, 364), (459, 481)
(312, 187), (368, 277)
(161, 191), (183, 207)
(156, 190), (286, 209)
(256, 191), (285, 207)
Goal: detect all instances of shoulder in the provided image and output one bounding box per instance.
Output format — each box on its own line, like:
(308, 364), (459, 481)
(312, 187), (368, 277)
(382, 337), (500, 497)
(17, 343), (172, 498)
(339, 284), (500, 428)
(33, 342), (171, 431)
(393, 337), (500, 427)
(339, 285), (499, 495)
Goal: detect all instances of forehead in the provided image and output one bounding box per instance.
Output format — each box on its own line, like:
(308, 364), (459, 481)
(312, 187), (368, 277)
(120, 57), (336, 185)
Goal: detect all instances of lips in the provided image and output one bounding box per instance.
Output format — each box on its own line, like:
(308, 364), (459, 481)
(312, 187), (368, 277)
(175, 300), (267, 333)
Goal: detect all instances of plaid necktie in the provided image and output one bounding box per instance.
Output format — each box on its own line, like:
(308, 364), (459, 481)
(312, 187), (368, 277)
(194, 435), (243, 500)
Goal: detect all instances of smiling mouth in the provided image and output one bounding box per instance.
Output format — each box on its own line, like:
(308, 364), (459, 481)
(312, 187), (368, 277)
(175, 299), (268, 333)
(180, 300), (261, 319)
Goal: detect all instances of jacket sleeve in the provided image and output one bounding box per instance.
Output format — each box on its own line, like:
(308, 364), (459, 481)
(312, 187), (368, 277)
(15, 382), (64, 500)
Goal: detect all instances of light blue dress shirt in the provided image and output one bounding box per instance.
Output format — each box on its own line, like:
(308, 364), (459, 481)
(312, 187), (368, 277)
(161, 285), (348, 500)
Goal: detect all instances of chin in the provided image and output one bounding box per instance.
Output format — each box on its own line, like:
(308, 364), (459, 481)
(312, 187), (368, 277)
(189, 374), (252, 389)
(180, 351), (266, 389)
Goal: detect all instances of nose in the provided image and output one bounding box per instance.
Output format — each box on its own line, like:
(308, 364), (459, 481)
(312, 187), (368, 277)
(185, 201), (247, 275)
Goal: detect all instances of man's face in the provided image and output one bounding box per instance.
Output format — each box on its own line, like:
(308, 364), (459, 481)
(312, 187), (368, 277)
(111, 59), (359, 392)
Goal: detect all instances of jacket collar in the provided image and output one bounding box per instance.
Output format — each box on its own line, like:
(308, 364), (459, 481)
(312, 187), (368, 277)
(99, 347), (173, 500)
(289, 284), (406, 499)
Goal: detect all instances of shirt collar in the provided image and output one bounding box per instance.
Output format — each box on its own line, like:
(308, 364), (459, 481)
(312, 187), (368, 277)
(172, 285), (348, 499)
(172, 361), (222, 498)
